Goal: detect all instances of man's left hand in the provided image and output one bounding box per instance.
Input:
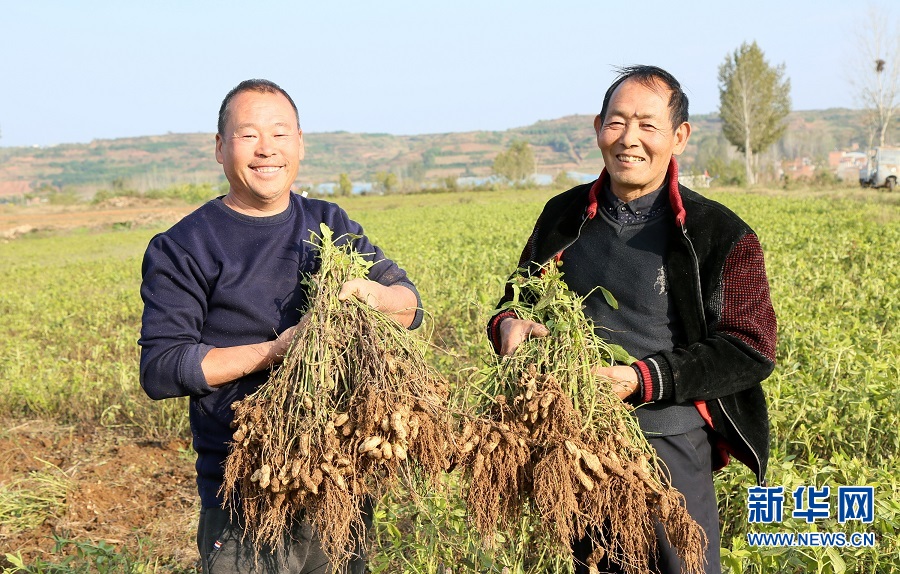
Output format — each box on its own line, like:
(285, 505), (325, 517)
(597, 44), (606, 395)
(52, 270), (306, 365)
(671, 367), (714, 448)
(593, 365), (640, 400)
(337, 278), (418, 328)
(338, 278), (385, 309)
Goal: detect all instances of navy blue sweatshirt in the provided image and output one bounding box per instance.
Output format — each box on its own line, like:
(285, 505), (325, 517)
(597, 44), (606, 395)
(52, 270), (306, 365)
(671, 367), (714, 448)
(138, 194), (422, 507)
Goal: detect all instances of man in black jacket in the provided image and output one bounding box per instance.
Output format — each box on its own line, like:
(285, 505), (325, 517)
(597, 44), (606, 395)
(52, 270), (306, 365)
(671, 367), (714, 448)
(487, 65), (777, 574)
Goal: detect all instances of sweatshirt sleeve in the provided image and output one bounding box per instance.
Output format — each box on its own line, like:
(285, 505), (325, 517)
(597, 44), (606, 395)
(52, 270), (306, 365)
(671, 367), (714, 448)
(632, 232), (777, 403)
(330, 208), (425, 330)
(138, 233), (216, 400)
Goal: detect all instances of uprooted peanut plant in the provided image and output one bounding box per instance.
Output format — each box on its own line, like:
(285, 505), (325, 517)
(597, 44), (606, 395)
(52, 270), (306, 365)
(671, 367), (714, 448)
(456, 263), (706, 574)
(221, 224), (452, 569)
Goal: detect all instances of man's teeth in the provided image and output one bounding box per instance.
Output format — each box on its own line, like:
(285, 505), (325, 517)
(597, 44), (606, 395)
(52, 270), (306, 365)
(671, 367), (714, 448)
(618, 156), (644, 163)
(253, 166), (281, 173)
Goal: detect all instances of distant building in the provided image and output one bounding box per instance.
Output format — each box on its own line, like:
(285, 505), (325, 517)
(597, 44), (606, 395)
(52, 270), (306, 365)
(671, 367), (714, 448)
(455, 172), (594, 187)
(310, 181), (376, 195)
(782, 157), (816, 179)
(828, 150), (868, 182)
(456, 175), (502, 187)
(566, 171), (599, 184)
(353, 182), (375, 195)
(829, 151), (866, 170)
(529, 173), (553, 186)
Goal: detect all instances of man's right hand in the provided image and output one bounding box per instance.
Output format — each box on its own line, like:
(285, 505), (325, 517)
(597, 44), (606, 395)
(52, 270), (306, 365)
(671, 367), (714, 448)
(201, 313), (309, 388)
(498, 317), (550, 356)
(268, 313), (309, 362)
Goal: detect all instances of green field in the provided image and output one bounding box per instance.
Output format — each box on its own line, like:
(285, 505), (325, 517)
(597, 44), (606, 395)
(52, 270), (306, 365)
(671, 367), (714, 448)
(1, 187), (898, 573)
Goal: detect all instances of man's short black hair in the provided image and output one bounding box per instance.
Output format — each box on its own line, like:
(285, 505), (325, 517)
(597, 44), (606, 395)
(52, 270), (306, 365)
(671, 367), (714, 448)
(599, 65), (689, 130)
(217, 79), (300, 135)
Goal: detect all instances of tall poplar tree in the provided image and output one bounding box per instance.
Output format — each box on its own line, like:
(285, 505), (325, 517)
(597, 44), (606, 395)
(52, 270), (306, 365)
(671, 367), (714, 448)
(718, 42), (791, 185)
(849, 5), (900, 148)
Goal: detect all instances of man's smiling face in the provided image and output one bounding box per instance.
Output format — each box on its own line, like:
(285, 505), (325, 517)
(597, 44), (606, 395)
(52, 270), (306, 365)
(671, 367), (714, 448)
(595, 78), (690, 201)
(215, 90), (304, 211)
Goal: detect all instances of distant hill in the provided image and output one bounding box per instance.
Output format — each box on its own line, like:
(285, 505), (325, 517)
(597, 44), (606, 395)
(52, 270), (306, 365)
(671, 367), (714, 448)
(0, 108), (894, 197)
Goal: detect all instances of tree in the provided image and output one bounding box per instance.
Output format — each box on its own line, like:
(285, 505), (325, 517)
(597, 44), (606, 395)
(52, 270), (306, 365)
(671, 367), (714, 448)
(442, 176), (459, 192)
(492, 140), (535, 183)
(718, 41), (791, 185)
(405, 161), (426, 184)
(373, 171), (397, 194)
(849, 5), (900, 148)
(553, 170), (578, 189)
(337, 173), (352, 196)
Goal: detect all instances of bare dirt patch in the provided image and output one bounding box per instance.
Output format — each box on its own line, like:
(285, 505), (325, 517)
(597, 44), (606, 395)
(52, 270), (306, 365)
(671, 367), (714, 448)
(0, 419), (199, 570)
(0, 200), (193, 239)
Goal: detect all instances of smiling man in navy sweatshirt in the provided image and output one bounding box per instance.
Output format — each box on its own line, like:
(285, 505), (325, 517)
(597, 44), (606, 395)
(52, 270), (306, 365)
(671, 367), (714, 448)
(139, 79), (421, 573)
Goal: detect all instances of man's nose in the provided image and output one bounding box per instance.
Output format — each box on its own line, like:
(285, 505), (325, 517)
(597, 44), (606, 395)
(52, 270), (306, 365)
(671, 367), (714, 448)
(619, 122), (639, 147)
(255, 134), (277, 156)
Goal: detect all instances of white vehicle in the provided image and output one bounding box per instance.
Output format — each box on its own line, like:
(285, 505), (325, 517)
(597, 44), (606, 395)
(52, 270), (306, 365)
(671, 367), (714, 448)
(861, 147), (900, 191)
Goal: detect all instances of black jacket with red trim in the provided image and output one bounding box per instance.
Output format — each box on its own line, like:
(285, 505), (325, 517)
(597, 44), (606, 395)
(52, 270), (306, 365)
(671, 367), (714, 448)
(487, 159), (777, 486)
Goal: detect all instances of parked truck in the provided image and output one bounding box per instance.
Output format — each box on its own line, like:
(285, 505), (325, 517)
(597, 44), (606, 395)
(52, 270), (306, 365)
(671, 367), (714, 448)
(860, 146), (900, 191)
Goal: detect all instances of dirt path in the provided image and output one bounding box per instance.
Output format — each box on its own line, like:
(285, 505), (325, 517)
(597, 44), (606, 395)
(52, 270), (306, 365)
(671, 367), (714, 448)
(0, 200), (193, 238)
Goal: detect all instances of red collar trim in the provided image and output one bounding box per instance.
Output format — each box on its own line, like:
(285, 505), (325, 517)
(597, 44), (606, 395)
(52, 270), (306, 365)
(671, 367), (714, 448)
(668, 157), (686, 226)
(585, 157), (685, 225)
(586, 171), (606, 219)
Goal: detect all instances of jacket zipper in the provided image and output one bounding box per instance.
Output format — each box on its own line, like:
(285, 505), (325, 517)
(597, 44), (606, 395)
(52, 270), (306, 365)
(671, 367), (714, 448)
(680, 225), (707, 338)
(541, 212), (590, 266)
(682, 224), (764, 483)
(717, 395), (764, 485)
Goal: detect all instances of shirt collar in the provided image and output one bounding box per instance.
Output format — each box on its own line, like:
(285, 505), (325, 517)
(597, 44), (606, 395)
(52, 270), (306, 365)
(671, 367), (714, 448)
(600, 180), (670, 223)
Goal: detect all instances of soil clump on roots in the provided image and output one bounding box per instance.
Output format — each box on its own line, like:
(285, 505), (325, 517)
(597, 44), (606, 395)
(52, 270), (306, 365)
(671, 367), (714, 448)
(457, 264), (706, 574)
(221, 224), (451, 570)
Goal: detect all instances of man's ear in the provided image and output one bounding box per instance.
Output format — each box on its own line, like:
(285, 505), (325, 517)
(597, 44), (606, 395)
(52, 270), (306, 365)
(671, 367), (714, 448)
(672, 122), (691, 155)
(298, 130), (306, 162)
(215, 133), (224, 165)
(593, 114), (603, 135)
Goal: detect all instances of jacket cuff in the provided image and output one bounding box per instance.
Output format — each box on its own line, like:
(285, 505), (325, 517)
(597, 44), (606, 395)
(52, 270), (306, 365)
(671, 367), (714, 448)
(487, 310), (518, 354)
(393, 280), (424, 330)
(629, 364), (645, 402)
(633, 355), (674, 403)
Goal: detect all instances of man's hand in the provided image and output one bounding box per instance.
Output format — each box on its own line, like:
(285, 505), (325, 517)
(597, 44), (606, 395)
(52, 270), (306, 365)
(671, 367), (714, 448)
(498, 317), (549, 356)
(269, 313), (310, 362)
(338, 278), (418, 327)
(338, 278), (385, 309)
(593, 365), (640, 400)
(202, 313), (309, 388)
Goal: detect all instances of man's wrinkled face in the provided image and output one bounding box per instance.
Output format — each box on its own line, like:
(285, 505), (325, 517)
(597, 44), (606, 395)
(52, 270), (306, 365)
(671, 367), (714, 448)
(215, 90), (304, 210)
(595, 78), (690, 200)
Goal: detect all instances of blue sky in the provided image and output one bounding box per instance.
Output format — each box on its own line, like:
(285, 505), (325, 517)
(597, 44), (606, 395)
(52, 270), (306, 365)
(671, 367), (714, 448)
(0, 0), (879, 147)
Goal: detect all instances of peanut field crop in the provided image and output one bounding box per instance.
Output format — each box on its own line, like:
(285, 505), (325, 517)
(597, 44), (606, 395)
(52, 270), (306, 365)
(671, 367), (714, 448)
(0, 187), (898, 573)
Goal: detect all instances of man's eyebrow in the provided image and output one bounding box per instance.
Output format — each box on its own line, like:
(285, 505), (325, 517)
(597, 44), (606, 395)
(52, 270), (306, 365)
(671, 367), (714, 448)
(233, 121), (296, 131)
(606, 110), (662, 121)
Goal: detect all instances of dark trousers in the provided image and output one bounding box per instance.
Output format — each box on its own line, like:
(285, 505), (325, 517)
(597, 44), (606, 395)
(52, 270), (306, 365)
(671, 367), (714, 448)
(197, 501), (371, 574)
(573, 426), (722, 574)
